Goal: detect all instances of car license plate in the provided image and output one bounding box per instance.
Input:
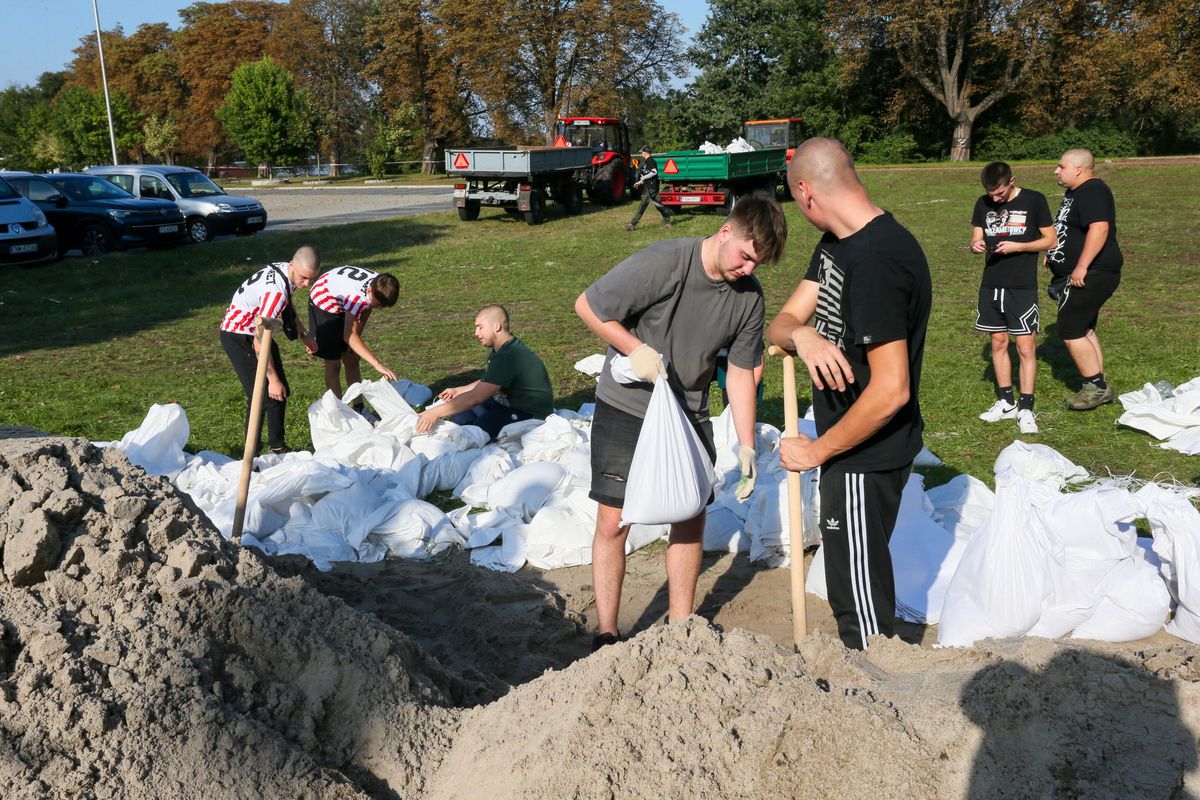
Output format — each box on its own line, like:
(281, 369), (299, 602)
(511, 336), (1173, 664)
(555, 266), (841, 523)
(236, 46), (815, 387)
(681, 196), (702, 203)
(453, 189), (466, 199)
(159, 225), (179, 234)
(10, 243), (37, 254)
(247, 216), (263, 224)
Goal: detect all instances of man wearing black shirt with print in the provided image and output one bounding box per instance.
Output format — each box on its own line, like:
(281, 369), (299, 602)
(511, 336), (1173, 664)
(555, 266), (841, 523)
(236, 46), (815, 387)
(970, 162), (1056, 434)
(626, 145), (674, 230)
(1047, 148), (1123, 410)
(769, 138), (931, 651)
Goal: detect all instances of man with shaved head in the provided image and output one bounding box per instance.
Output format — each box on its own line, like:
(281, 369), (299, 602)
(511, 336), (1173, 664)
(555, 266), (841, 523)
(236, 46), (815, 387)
(768, 138), (932, 650)
(220, 245), (321, 454)
(1047, 148), (1123, 410)
(415, 304), (554, 439)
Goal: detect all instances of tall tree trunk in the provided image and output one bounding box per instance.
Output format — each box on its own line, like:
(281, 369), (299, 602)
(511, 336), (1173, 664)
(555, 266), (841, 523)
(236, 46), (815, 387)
(950, 116), (973, 161)
(422, 140), (440, 174)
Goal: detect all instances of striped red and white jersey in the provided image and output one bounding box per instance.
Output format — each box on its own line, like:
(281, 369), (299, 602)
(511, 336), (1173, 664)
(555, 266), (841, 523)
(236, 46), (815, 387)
(309, 265), (378, 320)
(219, 263), (293, 335)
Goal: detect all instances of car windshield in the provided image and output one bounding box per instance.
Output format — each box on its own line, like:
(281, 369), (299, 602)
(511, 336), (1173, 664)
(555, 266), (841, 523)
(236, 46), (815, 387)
(165, 172), (224, 198)
(51, 176), (134, 201)
(560, 124), (617, 150)
(0, 178), (19, 200)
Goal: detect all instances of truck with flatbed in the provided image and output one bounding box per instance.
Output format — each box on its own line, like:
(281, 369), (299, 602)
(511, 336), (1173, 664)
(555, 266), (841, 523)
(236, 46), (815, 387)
(445, 145), (594, 225)
(656, 146), (788, 213)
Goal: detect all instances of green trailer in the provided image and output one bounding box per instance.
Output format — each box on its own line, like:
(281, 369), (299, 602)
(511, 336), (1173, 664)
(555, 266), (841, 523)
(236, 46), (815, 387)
(655, 147), (787, 212)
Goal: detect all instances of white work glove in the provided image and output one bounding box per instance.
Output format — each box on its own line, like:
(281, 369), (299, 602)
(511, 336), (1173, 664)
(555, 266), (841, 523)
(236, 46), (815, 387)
(629, 344), (667, 384)
(735, 445), (757, 502)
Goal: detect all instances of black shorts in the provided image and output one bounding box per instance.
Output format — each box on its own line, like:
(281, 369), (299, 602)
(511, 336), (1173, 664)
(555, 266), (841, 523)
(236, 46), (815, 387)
(1056, 271), (1120, 340)
(975, 286), (1039, 335)
(588, 398), (716, 509)
(308, 303), (349, 361)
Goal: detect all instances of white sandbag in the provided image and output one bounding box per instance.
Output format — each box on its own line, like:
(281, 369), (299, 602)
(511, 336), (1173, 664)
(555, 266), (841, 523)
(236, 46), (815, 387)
(368, 498), (464, 559)
(937, 469), (1061, 647)
(704, 506), (748, 554)
(390, 379), (433, 408)
(699, 140), (723, 154)
(573, 354), (606, 378)
(484, 462), (567, 522)
(102, 403), (190, 477)
(1139, 483), (1200, 643)
(889, 473), (961, 625)
(454, 444), (518, 503)
(255, 500), (366, 571)
(913, 447), (944, 467)
(470, 524), (529, 572)
(307, 391), (373, 451)
(556, 444), (593, 491)
(418, 448), (483, 496)
(495, 418), (545, 455)
(725, 136), (754, 153)
(619, 378), (714, 527)
(447, 506), (523, 549)
(743, 468), (821, 566)
(993, 440), (1088, 490)
(318, 431), (421, 473)
(342, 378), (417, 422)
(925, 474), (994, 538)
(1071, 553), (1170, 642)
(519, 414), (583, 464)
(1040, 486), (1141, 565)
(524, 488), (597, 569)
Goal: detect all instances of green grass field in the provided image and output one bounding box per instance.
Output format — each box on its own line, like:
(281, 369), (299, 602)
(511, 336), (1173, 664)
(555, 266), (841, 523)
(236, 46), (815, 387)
(2, 161), (1197, 488)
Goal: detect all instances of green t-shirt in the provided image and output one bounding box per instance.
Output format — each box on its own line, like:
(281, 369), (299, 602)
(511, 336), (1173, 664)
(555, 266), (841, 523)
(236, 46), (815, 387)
(480, 336), (555, 418)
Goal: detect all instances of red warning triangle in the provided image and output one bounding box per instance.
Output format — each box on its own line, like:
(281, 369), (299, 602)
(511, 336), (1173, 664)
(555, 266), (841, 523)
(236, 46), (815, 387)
(663, 158), (678, 174)
(553, 134), (567, 147)
(453, 152), (470, 169)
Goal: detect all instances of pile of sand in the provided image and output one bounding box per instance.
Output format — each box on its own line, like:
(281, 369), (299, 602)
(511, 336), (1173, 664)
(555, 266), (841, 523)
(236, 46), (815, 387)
(2, 433), (1198, 798)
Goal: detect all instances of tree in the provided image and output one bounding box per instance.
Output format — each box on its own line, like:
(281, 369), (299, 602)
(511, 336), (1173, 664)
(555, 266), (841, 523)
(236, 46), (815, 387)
(174, 1), (281, 168)
(367, 104), (424, 177)
(270, 0), (372, 176)
(437, 0), (688, 142)
(218, 57), (315, 173)
(0, 73), (66, 168)
(830, 0), (1055, 160)
(52, 86), (143, 168)
(360, 0), (474, 173)
(143, 114), (180, 164)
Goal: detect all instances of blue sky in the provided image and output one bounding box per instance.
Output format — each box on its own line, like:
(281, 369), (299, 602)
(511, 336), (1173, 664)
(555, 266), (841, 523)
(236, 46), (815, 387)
(0, 0), (710, 89)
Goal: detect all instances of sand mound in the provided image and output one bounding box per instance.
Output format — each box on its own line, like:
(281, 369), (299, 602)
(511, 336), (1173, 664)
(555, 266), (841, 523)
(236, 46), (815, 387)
(0, 437), (460, 798)
(3, 433), (1199, 798)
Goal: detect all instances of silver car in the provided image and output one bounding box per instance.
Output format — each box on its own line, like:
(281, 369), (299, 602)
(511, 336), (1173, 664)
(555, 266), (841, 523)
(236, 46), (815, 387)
(87, 164), (267, 244)
(0, 174), (58, 265)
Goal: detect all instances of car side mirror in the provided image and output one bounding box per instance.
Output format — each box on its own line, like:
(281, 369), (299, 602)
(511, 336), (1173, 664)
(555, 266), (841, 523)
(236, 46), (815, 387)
(54, 196), (68, 208)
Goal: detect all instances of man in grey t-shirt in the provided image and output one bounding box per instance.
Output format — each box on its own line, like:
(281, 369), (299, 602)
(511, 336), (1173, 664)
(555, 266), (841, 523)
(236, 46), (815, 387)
(575, 196), (788, 650)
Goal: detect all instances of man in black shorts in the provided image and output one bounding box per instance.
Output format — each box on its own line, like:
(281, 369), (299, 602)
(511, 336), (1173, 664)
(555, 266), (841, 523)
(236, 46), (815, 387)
(308, 266), (400, 406)
(769, 138), (931, 651)
(970, 162), (1056, 434)
(1047, 148), (1124, 410)
(576, 197), (787, 649)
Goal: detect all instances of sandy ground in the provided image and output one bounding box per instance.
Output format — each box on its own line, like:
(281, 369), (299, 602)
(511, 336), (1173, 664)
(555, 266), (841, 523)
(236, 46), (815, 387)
(3, 430), (1200, 799)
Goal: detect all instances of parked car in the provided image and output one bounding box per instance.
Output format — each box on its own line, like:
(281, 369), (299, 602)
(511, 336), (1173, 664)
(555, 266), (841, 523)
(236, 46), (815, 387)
(87, 164), (267, 243)
(0, 175), (58, 266)
(3, 172), (187, 257)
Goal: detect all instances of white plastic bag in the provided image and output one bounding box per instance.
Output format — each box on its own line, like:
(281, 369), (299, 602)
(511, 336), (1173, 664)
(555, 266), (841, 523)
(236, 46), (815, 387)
(619, 379), (714, 527)
(102, 403), (190, 477)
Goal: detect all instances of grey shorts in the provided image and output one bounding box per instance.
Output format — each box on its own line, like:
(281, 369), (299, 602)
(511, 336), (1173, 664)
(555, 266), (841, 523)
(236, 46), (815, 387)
(975, 286), (1039, 335)
(589, 398), (716, 509)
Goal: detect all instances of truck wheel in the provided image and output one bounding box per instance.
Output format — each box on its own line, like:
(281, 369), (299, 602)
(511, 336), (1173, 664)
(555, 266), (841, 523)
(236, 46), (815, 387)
(524, 191), (546, 225)
(79, 223), (112, 257)
(458, 201), (481, 221)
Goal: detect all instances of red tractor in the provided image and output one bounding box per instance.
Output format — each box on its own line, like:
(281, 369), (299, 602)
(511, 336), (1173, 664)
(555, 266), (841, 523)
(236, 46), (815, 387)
(552, 117), (635, 205)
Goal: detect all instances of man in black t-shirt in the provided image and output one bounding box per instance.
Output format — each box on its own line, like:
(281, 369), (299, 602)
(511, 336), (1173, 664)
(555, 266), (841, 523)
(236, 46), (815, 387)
(1047, 148), (1123, 410)
(626, 145), (674, 230)
(970, 162), (1056, 434)
(769, 138), (932, 651)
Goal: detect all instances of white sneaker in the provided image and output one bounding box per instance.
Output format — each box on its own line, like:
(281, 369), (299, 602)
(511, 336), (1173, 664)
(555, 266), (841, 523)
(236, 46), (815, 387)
(979, 399), (1018, 422)
(1017, 409), (1038, 434)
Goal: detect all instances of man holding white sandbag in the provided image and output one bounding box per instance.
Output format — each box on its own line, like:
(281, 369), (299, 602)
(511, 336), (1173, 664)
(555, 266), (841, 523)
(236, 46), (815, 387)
(768, 138), (932, 651)
(575, 197), (788, 651)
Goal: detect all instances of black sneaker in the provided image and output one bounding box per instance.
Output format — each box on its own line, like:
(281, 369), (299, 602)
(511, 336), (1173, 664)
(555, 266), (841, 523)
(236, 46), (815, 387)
(591, 632), (624, 652)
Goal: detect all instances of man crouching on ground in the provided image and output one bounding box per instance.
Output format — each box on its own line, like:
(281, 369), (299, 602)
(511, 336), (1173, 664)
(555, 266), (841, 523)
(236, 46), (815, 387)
(576, 196), (787, 651)
(416, 305), (555, 439)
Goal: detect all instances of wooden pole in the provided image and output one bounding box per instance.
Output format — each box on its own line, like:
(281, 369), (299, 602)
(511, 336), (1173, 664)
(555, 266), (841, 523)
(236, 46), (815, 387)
(232, 315), (282, 541)
(768, 344), (808, 647)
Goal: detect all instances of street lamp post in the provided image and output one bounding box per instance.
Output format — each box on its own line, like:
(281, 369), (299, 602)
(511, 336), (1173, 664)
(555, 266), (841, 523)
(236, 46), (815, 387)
(91, 0), (120, 165)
